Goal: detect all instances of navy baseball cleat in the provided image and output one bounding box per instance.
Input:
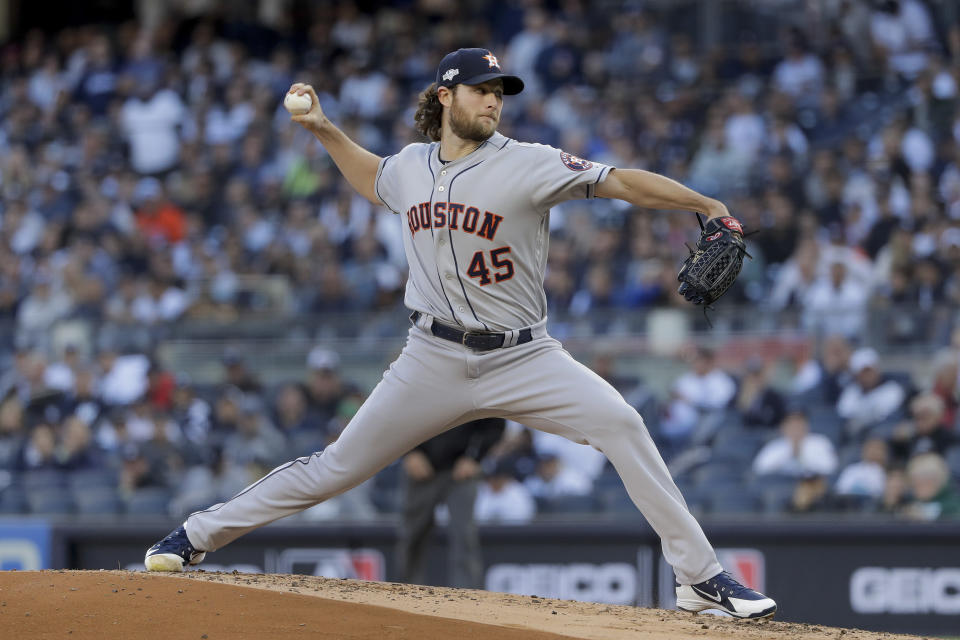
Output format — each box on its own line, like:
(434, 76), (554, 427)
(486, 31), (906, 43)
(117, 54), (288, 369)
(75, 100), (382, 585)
(676, 571), (777, 619)
(144, 525), (206, 572)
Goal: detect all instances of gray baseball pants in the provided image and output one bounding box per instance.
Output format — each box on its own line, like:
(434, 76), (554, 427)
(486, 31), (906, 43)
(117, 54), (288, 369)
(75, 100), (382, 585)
(185, 322), (722, 585)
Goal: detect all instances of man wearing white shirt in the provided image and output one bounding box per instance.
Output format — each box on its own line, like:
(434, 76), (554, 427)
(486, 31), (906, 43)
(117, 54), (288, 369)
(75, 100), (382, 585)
(121, 82), (186, 175)
(835, 438), (888, 498)
(753, 410), (838, 478)
(802, 260), (870, 338)
(524, 453), (593, 499)
(673, 347), (737, 411)
(837, 348), (906, 436)
(474, 460), (536, 524)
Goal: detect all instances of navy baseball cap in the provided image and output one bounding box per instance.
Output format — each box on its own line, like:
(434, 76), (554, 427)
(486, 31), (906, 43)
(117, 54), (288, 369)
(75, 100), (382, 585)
(436, 48), (524, 95)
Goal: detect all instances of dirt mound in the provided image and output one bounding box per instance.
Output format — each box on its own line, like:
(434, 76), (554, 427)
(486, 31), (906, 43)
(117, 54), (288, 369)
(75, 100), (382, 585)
(0, 570), (930, 640)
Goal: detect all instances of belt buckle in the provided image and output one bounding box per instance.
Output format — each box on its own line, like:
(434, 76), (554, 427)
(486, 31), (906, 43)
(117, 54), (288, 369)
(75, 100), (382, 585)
(461, 331), (474, 346)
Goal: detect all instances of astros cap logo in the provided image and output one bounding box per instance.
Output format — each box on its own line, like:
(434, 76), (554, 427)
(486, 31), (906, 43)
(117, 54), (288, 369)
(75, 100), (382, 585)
(482, 52), (500, 69)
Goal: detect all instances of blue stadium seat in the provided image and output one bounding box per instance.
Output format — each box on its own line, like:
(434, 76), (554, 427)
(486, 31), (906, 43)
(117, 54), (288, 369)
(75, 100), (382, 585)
(945, 446), (960, 480)
(864, 418), (901, 441)
(691, 409), (743, 446)
(707, 491), (760, 515)
(22, 469), (67, 490)
(26, 488), (75, 515)
(124, 488), (173, 516)
(805, 405), (844, 446)
(757, 478), (797, 514)
(598, 485), (644, 517)
(73, 487), (123, 516)
(594, 462), (623, 489)
(68, 468), (119, 491)
(692, 461), (744, 489)
(837, 442), (863, 468)
(0, 487), (28, 514)
(537, 494), (599, 515)
(711, 429), (768, 465)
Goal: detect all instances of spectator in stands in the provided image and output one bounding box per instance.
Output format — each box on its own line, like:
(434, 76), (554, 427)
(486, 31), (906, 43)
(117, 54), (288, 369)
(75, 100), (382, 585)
(272, 382), (317, 454)
(221, 395), (287, 469)
(902, 452), (960, 520)
(802, 259), (870, 338)
(0, 396), (27, 469)
(770, 239), (820, 311)
(661, 347), (736, 452)
(529, 429), (609, 483)
(72, 33), (117, 116)
(474, 458), (536, 524)
(16, 274), (73, 347)
(54, 415), (100, 470)
(170, 378), (211, 452)
(929, 349), (959, 427)
(789, 475), (832, 513)
(118, 442), (171, 496)
(104, 273), (141, 325)
(835, 437), (889, 499)
(837, 348), (907, 437)
(43, 344), (80, 393)
(120, 73), (187, 175)
(880, 466), (910, 514)
(732, 357), (785, 429)
(524, 452), (593, 500)
(752, 409), (838, 478)
(221, 347), (263, 394)
(17, 421), (56, 471)
(807, 334), (855, 403)
(63, 368), (103, 430)
(303, 347), (349, 433)
(869, 0), (936, 80)
(169, 446), (250, 519)
(889, 393), (956, 462)
(131, 276), (191, 325)
(134, 178), (186, 245)
(145, 361), (176, 412)
(97, 347), (150, 407)
(772, 28), (824, 105)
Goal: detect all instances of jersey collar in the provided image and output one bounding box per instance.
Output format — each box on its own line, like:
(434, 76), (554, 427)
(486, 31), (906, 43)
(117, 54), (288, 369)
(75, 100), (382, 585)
(432, 132), (508, 171)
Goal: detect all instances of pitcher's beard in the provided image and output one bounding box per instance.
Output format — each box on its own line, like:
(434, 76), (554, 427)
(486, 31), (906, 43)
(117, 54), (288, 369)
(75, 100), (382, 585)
(449, 101), (495, 143)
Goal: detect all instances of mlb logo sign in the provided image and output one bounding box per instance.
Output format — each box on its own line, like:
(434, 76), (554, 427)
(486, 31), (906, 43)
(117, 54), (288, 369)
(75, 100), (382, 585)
(716, 549), (765, 593)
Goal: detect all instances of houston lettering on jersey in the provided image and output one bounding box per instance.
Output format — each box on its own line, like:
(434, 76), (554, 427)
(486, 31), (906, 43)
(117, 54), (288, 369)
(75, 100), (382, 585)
(406, 202), (503, 242)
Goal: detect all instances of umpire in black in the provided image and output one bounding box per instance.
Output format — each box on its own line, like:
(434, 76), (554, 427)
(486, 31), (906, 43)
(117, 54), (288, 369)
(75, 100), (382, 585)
(396, 417), (506, 588)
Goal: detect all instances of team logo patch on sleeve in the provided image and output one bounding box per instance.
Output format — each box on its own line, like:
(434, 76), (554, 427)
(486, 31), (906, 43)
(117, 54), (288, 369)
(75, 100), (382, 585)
(560, 151), (593, 171)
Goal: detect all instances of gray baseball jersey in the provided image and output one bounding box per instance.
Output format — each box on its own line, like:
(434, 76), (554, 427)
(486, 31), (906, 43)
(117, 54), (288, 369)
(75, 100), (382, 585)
(180, 131), (722, 587)
(375, 132), (610, 331)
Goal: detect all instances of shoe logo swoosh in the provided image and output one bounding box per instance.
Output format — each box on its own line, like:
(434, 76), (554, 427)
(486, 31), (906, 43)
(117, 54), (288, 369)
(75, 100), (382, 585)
(691, 585), (723, 603)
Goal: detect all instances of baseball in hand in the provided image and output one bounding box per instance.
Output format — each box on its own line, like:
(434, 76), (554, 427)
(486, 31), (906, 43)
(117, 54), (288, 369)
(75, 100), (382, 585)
(284, 91), (312, 115)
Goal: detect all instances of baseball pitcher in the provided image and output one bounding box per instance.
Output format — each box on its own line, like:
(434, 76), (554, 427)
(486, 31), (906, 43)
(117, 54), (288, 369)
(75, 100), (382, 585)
(145, 48), (774, 619)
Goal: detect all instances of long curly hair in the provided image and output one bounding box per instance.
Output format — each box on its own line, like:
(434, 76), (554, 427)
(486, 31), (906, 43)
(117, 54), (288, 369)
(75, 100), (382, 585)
(414, 82), (446, 142)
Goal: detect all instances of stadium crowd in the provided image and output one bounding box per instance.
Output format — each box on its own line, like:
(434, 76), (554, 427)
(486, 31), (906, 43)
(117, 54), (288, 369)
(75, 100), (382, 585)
(0, 0), (959, 520)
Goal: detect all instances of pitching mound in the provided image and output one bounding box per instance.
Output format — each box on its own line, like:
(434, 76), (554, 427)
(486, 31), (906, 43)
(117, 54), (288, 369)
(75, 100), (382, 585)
(0, 570), (929, 640)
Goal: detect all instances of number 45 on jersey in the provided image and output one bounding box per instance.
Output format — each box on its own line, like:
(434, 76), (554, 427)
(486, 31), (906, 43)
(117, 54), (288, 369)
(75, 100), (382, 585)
(467, 247), (514, 286)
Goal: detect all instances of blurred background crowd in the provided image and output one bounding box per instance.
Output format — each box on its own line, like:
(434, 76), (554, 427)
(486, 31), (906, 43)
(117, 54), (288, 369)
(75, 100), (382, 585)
(0, 0), (959, 522)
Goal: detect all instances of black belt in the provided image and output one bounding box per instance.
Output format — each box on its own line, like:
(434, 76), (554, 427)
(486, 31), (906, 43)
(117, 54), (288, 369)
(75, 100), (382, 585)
(410, 311), (533, 351)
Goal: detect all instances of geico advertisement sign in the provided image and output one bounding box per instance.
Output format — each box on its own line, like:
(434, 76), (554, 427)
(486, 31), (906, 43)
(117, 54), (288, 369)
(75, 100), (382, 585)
(850, 567), (960, 614)
(486, 563), (636, 604)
